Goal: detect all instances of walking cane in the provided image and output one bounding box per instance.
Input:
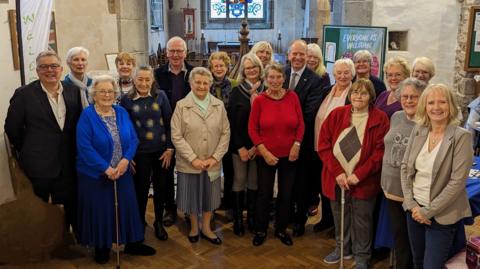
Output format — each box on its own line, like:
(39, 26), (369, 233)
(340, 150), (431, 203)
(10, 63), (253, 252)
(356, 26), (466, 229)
(339, 187), (345, 269)
(114, 181), (121, 269)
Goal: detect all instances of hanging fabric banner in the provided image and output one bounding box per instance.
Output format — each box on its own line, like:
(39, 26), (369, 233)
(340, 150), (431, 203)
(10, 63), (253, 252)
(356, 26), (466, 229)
(20, 0), (53, 83)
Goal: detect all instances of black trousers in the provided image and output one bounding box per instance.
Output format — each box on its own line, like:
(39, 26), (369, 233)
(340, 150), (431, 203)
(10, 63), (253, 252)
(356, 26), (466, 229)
(30, 172), (77, 232)
(133, 151), (170, 225)
(386, 199), (413, 269)
(255, 157), (296, 233)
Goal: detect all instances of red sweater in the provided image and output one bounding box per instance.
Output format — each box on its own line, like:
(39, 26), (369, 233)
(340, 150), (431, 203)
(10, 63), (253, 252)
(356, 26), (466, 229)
(318, 105), (389, 200)
(248, 90), (305, 158)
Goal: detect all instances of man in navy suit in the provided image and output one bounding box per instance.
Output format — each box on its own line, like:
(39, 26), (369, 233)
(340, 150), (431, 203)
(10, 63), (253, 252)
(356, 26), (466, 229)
(283, 40), (324, 237)
(5, 50), (82, 232)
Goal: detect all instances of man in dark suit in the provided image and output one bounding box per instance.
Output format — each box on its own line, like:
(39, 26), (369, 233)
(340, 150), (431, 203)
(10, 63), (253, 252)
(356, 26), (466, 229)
(5, 50), (82, 232)
(154, 36), (193, 228)
(283, 40), (324, 237)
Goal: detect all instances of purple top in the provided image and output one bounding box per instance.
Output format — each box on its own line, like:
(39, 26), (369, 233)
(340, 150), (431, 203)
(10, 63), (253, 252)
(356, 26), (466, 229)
(374, 90), (402, 119)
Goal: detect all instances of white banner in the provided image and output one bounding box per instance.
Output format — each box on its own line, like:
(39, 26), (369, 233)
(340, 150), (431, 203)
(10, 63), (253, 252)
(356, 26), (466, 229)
(20, 0), (53, 83)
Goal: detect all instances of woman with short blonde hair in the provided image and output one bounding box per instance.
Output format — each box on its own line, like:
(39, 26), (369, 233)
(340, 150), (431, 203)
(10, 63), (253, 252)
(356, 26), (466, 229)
(374, 56), (410, 118)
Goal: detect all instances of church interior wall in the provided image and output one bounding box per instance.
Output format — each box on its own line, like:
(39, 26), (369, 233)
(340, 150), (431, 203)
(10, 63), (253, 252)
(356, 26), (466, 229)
(372, 0), (461, 88)
(54, 0), (119, 72)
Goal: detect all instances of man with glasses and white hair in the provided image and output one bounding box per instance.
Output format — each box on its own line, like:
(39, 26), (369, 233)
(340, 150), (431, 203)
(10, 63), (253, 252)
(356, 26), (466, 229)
(154, 36), (194, 227)
(5, 50), (83, 234)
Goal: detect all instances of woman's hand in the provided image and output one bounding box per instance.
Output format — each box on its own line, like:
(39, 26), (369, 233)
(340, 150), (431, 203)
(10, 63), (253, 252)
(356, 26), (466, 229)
(105, 166), (118, 180)
(257, 144), (278, 165)
(411, 206), (431, 225)
(238, 147), (249, 162)
(288, 142), (300, 161)
(346, 174), (360, 185)
(335, 173), (349, 190)
(204, 157), (218, 169)
(116, 158), (130, 177)
(159, 149), (174, 168)
(192, 158), (205, 170)
(263, 151), (279, 166)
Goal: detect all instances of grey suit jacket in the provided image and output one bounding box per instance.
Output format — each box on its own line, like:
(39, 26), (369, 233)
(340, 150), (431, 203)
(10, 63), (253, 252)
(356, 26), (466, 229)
(401, 124), (473, 225)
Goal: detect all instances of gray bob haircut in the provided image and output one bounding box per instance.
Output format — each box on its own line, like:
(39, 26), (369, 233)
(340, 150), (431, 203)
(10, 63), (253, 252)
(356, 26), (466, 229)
(66, 46), (90, 63)
(396, 77), (427, 100)
(333, 58), (356, 77)
(238, 53), (264, 82)
(189, 67), (213, 85)
(353, 50), (373, 65)
(88, 74), (120, 103)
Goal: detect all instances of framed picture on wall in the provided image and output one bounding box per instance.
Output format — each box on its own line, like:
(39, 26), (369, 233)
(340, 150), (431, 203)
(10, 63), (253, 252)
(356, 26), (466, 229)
(182, 7), (195, 40)
(105, 53), (118, 71)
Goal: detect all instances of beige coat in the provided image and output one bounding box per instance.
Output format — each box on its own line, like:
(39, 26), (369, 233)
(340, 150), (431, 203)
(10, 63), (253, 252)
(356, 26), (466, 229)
(171, 93), (230, 175)
(401, 124), (473, 225)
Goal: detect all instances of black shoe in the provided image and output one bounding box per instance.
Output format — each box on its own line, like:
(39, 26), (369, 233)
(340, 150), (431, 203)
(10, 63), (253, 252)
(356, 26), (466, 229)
(313, 221), (334, 233)
(188, 233), (199, 243)
(292, 224), (305, 237)
(200, 232), (222, 245)
(233, 220), (245, 236)
(124, 242), (156, 256)
(94, 247), (110, 264)
(154, 221), (168, 241)
(252, 232), (267, 246)
(274, 230), (293, 246)
(163, 210), (177, 227)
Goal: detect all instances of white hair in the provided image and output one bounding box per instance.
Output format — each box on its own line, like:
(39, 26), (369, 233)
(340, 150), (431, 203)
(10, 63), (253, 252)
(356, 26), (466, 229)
(66, 46), (90, 63)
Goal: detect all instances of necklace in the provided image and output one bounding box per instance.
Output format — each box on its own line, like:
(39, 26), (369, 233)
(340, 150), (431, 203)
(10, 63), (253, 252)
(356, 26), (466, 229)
(429, 132), (443, 145)
(267, 89), (285, 100)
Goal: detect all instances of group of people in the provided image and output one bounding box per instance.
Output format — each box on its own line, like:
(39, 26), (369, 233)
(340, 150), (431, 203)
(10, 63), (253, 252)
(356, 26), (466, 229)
(4, 35), (474, 269)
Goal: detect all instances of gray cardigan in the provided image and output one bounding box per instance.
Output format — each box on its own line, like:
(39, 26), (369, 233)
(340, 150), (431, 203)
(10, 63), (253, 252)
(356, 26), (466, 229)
(401, 123), (473, 225)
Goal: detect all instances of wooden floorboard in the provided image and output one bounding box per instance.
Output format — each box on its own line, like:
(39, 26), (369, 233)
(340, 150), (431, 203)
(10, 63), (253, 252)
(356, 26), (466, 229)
(3, 198), (477, 269)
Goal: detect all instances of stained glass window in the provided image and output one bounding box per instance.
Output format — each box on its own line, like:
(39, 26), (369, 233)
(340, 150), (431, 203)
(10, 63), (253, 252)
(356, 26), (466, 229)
(209, 0), (265, 20)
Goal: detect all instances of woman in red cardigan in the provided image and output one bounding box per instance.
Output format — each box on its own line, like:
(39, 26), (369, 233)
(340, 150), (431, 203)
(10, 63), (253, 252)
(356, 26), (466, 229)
(318, 79), (389, 269)
(248, 63), (304, 247)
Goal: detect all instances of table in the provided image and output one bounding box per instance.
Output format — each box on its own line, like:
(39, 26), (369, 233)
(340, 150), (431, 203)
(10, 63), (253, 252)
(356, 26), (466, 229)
(374, 156), (480, 255)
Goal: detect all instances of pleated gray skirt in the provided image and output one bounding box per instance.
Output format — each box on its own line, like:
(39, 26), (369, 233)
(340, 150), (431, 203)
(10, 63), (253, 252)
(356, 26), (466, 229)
(176, 171), (221, 214)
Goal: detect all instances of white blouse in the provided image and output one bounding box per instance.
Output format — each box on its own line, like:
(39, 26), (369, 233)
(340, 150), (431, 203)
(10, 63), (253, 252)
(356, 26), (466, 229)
(413, 137), (442, 206)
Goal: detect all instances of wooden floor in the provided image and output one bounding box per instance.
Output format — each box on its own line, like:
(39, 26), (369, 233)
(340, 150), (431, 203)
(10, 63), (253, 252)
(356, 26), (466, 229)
(2, 198), (477, 269)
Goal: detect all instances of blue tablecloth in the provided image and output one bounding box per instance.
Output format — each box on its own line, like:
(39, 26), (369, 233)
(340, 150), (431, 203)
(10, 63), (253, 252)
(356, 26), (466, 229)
(374, 157), (480, 251)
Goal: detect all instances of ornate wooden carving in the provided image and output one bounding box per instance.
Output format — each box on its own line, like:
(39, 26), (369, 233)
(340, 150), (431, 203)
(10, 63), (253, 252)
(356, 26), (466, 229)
(229, 19), (250, 79)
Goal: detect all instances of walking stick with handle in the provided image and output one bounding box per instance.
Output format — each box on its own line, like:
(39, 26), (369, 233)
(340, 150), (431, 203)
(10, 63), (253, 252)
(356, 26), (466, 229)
(339, 187), (345, 269)
(114, 181), (121, 269)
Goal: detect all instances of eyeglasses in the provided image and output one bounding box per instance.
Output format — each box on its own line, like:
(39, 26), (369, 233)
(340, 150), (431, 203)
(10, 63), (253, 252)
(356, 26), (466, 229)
(167, 49), (185, 55)
(401, 95), (419, 101)
(37, 64), (61, 70)
(96, 90), (115, 96)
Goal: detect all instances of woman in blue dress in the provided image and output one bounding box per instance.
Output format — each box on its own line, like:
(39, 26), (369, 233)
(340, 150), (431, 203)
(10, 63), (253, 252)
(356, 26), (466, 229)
(76, 74), (155, 264)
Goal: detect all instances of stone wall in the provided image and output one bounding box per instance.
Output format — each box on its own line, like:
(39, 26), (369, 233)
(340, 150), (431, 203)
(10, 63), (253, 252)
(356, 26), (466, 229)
(453, 0), (480, 118)
(116, 0), (149, 66)
(372, 1), (461, 88)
